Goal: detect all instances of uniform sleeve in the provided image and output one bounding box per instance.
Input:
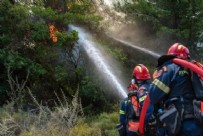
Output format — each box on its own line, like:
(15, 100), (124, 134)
(149, 66), (173, 104)
(119, 99), (126, 124)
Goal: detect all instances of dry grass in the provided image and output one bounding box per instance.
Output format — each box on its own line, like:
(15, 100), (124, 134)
(0, 115), (21, 136)
(0, 68), (84, 136)
(0, 88), (83, 136)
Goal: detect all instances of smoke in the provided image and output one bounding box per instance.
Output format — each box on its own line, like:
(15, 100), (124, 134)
(109, 23), (161, 53)
(109, 23), (175, 55)
(94, 0), (174, 56)
(93, 0), (127, 32)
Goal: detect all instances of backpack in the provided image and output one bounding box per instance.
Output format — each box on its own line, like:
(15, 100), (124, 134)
(172, 58), (203, 123)
(126, 92), (140, 135)
(172, 58), (203, 100)
(190, 60), (203, 100)
(193, 99), (203, 123)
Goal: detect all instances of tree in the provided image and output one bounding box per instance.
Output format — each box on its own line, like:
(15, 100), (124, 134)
(120, 0), (203, 47)
(0, 0), (106, 115)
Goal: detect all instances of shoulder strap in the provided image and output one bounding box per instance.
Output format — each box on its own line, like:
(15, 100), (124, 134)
(131, 96), (139, 115)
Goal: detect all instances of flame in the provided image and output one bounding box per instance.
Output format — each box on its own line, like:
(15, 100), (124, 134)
(49, 24), (58, 43)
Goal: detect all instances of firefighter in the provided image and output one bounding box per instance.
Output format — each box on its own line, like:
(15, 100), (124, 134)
(149, 43), (203, 136)
(132, 64), (156, 136)
(117, 79), (139, 136)
(117, 64), (155, 136)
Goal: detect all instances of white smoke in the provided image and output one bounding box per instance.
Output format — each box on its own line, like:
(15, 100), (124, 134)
(95, 0), (164, 58)
(102, 0), (127, 7)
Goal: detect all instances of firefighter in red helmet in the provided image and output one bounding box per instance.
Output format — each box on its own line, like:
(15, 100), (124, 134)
(132, 64), (156, 136)
(117, 64), (156, 136)
(167, 43), (190, 59)
(149, 43), (203, 136)
(132, 64), (151, 80)
(117, 79), (139, 136)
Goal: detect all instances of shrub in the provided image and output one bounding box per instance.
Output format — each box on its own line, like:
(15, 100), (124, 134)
(69, 122), (102, 136)
(0, 88), (83, 136)
(92, 112), (119, 136)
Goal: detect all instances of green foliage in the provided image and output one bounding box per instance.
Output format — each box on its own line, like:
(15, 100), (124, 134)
(32, 6), (58, 21)
(108, 48), (127, 64)
(92, 112), (119, 136)
(80, 76), (109, 114)
(54, 66), (69, 82)
(0, 49), (46, 75)
(31, 45), (57, 62)
(66, 1), (103, 28)
(0, 34), (11, 45)
(63, 12), (103, 26)
(16, 19), (32, 35)
(31, 2), (102, 28)
(0, 0), (12, 16)
(119, 0), (203, 46)
(8, 4), (30, 39)
(97, 39), (127, 64)
(8, 4), (29, 22)
(31, 20), (49, 42)
(0, 0), (31, 44)
(0, 0), (105, 120)
(70, 111), (119, 136)
(33, 0), (44, 6)
(0, 48), (47, 105)
(69, 122), (102, 136)
(74, 67), (83, 76)
(94, 113), (118, 130)
(56, 30), (78, 47)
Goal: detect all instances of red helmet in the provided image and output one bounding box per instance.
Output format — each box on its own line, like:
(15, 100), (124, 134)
(132, 64), (151, 80)
(167, 43), (190, 59)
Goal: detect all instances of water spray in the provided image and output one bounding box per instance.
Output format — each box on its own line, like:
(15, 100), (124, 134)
(69, 25), (128, 98)
(111, 37), (161, 58)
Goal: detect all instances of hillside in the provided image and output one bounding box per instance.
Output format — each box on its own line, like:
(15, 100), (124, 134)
(0, 0), (203, 136)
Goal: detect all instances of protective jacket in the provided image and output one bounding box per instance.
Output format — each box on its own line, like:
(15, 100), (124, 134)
(150, 60), (195, 116)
